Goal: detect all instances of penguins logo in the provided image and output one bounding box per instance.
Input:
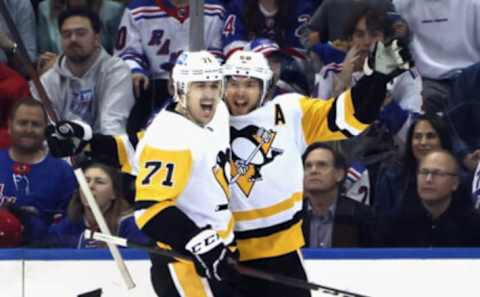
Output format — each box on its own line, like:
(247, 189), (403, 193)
(212, 148), (231, 199)
(230, 126), (283, 197)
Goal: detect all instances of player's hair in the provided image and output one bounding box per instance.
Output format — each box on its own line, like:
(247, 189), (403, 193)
(58, 7), (102, 33)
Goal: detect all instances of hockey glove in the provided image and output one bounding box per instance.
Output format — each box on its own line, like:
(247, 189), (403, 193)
(185, 228), (237, 281)
(363, 39), (413, 80)
(45, 120), (93, 158)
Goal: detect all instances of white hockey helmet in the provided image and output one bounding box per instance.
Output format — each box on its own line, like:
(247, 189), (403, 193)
(223, 50), (273, 105)
(172, 51), (223, 101)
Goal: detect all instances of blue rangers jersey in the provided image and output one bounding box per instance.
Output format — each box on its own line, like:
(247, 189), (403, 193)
(115, 0), (225, 79)
(222, 0), (314, 59)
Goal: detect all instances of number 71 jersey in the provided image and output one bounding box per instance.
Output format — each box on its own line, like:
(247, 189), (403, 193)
(134, 101), (234, 243)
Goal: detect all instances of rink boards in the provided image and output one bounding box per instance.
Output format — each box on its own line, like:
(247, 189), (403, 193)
(1, 248), (480, 297)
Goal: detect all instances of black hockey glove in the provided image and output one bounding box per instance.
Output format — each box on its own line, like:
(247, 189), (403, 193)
(185, 228), (238, 282)
(45, 120), (92, 158)
(363, 39), (413, 80)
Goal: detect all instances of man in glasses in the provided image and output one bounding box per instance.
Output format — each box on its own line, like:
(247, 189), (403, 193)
(30, 7), (134, 135)
(380, 149), (480, 247)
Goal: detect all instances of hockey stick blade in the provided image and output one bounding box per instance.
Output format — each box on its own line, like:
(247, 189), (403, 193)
(87, 230), (371, 297)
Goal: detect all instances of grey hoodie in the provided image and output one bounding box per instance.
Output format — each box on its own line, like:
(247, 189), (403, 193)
(31, 48), (135, 135)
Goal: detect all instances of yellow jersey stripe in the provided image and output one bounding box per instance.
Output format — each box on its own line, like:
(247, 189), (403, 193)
(232, 192), (302, 221)
(299, 97), (348, 144)
(236, 221), (304, 261)
(336, 91), (369, 135)
(114, 135), (129, 172)
(136, 200), (175, 229)
(217, 216), (235, 241)
(170, 261), (210, 297)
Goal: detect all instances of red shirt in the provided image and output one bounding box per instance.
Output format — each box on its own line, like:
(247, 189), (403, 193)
(0, 64), (30, 149)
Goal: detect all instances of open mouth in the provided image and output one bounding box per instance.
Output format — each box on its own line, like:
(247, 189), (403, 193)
(232, 97), (249, 110)
(200, 101), (214, 114)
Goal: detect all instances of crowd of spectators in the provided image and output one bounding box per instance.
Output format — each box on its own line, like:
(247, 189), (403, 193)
(0, 0), (479, 250)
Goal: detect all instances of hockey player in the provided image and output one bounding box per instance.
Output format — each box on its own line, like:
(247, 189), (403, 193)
(222, 43), (412, 297)
(133, 50), (237, 296)
(46, 52), (237, 296)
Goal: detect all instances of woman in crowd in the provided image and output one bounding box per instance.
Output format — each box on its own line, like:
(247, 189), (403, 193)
(45, 162), (149, 248)
(374, 114), (453, 215)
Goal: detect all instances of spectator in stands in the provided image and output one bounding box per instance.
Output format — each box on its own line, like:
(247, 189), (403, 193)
(301, 143), (376, 248)
(447, 62), (480, 172)
(374, 114), (453, 215)
(46, 162), (149, 248)
(244, 38), (310, 96)
(314, 2), (422, 117)
(0, 0), (37, 70)
(115, 0), (225, 133)
(307, 0), (394, 46)
(31, 7), (135, 135)
(37, 0), (124, 56)
(222, 0), (315, 60)
(312, 3), (421, 188)
(393, 0), (480, 114)
(0, 97), (76, 245)
(0, 63), (30, 149)
(380, 150), (480, 247)
(446, 62), (480, 208)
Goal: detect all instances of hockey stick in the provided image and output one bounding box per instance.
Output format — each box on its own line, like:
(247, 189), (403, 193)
(0, 1), (135, 289)
(189, 0), (204, 51)
(86, 230), (371, 297)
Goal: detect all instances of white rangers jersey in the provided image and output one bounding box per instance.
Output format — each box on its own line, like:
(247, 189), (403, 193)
(229, 90), (370, 261)
(134, 101), (234, 246)
(115, 0), (225, 79)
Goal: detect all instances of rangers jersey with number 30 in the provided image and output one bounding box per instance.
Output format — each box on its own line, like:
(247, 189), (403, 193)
(115, 0), (225, 79)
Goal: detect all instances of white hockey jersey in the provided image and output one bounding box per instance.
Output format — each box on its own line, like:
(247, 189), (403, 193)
(229, 90), (370, 261)
(134, 101), (234, 245)
(115, 0), (225, 79)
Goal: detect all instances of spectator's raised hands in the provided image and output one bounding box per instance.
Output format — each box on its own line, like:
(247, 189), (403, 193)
(334, 45), (362, 97)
